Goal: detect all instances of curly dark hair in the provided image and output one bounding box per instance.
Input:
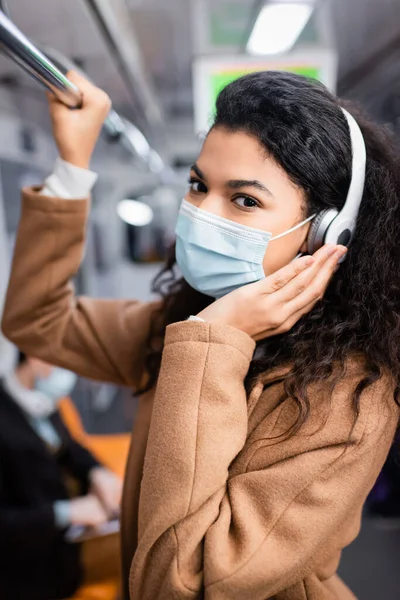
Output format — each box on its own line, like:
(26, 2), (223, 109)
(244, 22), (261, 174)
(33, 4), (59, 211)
(140, 71), (400, 437)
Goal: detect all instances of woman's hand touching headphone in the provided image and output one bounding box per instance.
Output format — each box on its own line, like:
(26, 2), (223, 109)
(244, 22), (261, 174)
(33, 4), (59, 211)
(197, 244), (347, 341)
(46, 71), (111, 170)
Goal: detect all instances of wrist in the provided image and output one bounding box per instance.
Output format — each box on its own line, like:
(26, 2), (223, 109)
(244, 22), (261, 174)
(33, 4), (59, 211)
(59, 152), (91, 171)
(196, 309), (250, 337)
(196, 308), (231, 328)
(90, 466), (108, 486)
(90, 466), (102, 480)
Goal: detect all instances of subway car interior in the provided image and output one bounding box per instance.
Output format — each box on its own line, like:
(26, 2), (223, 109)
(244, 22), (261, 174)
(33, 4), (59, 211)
(0, 1), (399, 599)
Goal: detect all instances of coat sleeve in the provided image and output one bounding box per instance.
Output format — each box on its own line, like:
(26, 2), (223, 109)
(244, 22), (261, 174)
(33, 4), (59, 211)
(129, 320), (390, 600)
(2, 188), (158, 390)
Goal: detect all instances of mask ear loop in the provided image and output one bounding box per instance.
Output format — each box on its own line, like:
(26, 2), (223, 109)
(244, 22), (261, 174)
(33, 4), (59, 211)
(270, 213), (316, 242)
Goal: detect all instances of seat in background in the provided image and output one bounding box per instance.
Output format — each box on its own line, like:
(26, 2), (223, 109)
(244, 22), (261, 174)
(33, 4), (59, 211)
(59, 397), (131, 600)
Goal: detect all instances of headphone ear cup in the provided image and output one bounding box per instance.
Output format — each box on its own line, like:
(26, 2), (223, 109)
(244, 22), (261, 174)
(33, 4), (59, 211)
(307, 209), (339, 255)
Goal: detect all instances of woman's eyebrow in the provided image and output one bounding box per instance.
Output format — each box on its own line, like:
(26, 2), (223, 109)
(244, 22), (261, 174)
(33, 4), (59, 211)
(227, 179), (273, 196)
(190, 163), (206, 180)
(189, 165), (273, 197)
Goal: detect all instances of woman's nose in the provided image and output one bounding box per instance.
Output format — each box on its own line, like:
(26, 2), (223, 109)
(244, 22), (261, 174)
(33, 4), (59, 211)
(194, 195), (224, 217)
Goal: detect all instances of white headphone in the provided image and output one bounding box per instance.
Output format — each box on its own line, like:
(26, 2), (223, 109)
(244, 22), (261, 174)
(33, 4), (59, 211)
(307, 108), (367, 257)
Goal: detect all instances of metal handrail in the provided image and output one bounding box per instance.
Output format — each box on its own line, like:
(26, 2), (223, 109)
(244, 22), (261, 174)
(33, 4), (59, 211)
(0, 8), (82, 108)
(39, 46), (126, 141)
(0, 4), (172, 176)
(0, 1), (10, 17)
(0, 10), (129, 144)
(85, 0), (164, 135)
(39, 47), (166, 171)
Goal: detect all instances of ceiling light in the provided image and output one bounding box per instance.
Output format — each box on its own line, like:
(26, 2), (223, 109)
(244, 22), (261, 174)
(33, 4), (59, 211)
(117, 199), (154, 227)
(247, 2), (314, 55)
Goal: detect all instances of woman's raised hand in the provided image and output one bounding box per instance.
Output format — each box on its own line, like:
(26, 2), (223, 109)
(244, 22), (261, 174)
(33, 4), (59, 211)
(197, 245), (348, 341)
(46, 71), (111, 169)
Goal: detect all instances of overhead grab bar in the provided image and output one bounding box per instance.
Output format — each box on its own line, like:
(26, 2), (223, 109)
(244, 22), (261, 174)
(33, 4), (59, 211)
(39, 46), (126, 141)
(39, 46), (167, 173)
(85, 0), (164, 137)
(0, 5), (173, 177)
(0, 1), (9, 16)
(0, 9), (82, 108)
(0, 10), (143, 150)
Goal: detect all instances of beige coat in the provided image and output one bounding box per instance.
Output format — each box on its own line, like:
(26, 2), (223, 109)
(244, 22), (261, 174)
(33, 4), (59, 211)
(2, 189), (399, 600)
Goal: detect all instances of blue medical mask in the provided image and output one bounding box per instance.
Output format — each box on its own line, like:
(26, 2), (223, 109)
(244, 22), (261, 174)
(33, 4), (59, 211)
(175, 199), (315, 298)
(35, 368), (77, 403)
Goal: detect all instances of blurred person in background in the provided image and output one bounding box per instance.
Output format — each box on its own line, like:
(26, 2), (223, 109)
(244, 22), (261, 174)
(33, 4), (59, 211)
(0, 352), (122, 600)
(2, 69), (400, 600)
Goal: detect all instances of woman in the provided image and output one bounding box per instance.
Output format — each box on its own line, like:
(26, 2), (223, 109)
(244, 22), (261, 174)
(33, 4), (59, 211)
(2, 70), (400, 600)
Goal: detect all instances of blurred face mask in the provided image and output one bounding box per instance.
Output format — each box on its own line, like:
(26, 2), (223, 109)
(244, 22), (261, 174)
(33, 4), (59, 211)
(33, 368), (77, 415)
(7, 367), (77, 419)
(175, 199), (315, 298)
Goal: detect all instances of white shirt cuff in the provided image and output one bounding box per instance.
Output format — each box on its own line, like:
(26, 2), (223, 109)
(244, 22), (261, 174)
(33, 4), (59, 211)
(42, 158), (98, 199)
(53, 500), (71, 529)
(187, 315), (205, 322)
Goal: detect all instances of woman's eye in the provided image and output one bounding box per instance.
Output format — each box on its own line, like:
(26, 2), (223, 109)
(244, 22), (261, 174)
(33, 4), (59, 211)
(233, 196), (259, 209)
(189, 179), (207, 193)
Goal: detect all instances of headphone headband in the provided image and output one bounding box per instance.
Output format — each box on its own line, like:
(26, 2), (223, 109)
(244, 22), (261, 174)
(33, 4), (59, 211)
(338, 109), (367, 220)
(308, 107), (367, 253)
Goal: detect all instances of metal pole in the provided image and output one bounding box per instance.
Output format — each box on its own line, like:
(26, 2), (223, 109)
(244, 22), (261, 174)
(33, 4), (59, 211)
(0, 9), (82, 109)
(39, 46), (126, 141)
(0, 6), (173, 175)
(0, 14), (127, 146)
(84, 0), (164, 138)
(38, 47), (173, 174)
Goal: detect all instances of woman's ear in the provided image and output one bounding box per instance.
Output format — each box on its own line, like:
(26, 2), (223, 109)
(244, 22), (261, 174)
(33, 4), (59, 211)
(300, 219), (313, 254)
(300, 239), (308, 253)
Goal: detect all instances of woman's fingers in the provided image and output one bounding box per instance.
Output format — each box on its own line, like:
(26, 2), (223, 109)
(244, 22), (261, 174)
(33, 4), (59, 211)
(257, 254), (316, 294)
(260, 244), (341, 300)
(46, 70), (111, 169)
(255, 245), (347, 340)
(272, 244), (339, 303)
(286, 247), (347, 314)
(66, 70), (111, 110)
(46, 71), (111, 114)
(254, 296), (319, 341)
